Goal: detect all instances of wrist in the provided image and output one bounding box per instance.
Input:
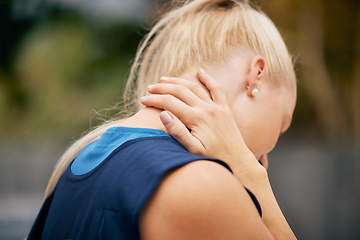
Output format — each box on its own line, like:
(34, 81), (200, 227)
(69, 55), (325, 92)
(226, 150), (267, 184)
(236, 168), (297, 240)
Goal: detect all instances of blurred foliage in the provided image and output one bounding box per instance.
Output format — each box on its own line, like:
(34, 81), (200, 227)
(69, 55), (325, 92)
(0, 3), (144, 139)
(1, 0), (360, 145)
(259, 0), (360, 145)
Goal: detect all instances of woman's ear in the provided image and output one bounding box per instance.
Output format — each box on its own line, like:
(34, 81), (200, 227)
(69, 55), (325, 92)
(246, 56), (265, 97)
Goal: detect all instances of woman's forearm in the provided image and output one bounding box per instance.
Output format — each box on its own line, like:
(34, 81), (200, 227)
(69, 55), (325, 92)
(233, 166), (297, 240)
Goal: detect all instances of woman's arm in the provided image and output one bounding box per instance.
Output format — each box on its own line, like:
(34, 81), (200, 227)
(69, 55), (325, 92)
(140, 69), (296, 240)
(140, 160), (274, 240)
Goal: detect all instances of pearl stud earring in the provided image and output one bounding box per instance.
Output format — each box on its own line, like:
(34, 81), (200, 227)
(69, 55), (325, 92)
(252, 88), (259, 97)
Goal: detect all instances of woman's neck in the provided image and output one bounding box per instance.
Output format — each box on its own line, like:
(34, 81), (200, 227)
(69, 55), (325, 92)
(117, 107), (168, 133)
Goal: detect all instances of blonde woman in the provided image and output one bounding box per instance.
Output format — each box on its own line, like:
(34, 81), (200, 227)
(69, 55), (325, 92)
(28, 0), (297, 239)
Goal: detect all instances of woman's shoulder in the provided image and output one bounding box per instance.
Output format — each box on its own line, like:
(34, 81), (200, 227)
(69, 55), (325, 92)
(114, 135), (233, 173)
(139, 160), (273, 240)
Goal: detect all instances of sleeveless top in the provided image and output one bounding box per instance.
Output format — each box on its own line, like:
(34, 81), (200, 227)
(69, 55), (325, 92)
(28, 127), (262, 239)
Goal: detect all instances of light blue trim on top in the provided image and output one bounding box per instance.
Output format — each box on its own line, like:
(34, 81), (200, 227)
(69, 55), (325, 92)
(70, 127), (170, 175)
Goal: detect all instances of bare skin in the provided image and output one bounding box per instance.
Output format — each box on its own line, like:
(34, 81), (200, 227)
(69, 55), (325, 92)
(119, 51), (297, 239)
(140, 161), (274, 240)
(117, 108), (275, 239)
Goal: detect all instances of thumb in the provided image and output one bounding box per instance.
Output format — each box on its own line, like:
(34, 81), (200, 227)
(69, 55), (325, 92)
(160, 111), (203, 155)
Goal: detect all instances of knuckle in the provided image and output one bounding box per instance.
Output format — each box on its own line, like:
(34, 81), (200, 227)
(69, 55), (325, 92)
(178, 84), (188, 93)
(205, 105), (217, 116)
(164, 94), (174, 102)
(159, 95), (175, 109)
(158, 83), (178, 95)
(192, 109), (204, 120)
(187, 82), (198, 92)
(168, 84), (186, 96)
(170, 125), (183, 139)
(169, 83), (179, 91)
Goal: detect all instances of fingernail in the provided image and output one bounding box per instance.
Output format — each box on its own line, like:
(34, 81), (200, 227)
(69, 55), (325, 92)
(199, 68), (206, 74)
(147, 85), (155, 90)
(160, 111), (172, 125)
(140, 96), (147, 102)
(160, 76), (170, 81)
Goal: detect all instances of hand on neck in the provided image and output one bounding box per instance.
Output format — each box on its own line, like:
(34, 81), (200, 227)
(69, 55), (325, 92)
(117, 70), (205, 134)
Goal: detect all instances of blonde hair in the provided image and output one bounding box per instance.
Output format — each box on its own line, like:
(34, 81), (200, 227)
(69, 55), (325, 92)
(44, 0), (295, 198)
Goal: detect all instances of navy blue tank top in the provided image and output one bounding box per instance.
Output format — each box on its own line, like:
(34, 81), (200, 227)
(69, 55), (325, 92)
(28, 127), (261, 239)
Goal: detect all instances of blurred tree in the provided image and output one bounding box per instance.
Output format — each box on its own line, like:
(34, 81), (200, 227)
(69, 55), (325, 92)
(261, 0), (360, 144)
(0, 1), (31, 109)
(353, 7), (360, 145)
(297, 0), (348, 141)
(0, 3), (144, 137)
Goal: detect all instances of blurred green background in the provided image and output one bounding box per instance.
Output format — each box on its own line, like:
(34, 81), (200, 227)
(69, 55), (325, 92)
(1, 0), (148, 139)
(0, 0), (359, 239)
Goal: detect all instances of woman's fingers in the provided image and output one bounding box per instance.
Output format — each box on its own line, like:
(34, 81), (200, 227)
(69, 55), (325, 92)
(147, 83), (206, 107)
(140, 94), (194, 125)
(160, 111), (204, 155)
(159, 77), (212, 104)
(153, 70), (228, 106)
(142, 92), (207, 155)
(197, 69), (228, 105)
